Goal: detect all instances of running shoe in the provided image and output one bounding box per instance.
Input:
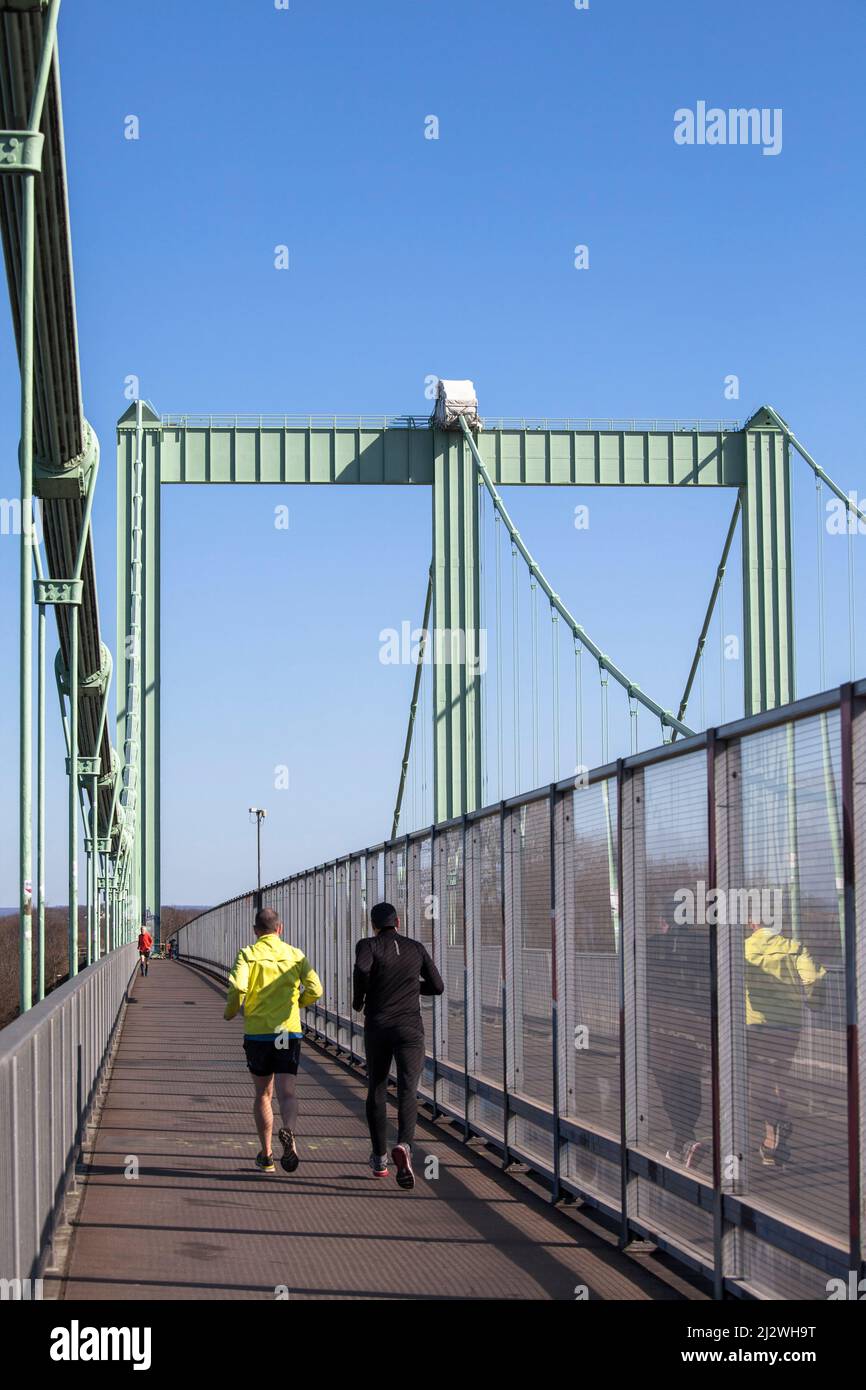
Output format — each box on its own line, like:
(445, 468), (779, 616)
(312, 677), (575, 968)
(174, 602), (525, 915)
(255, 1151), (276, 1173)
(278, 1127), (299, 1173)
(682, 1141), (706, 1170)
(369, 1152), (389, 1177)
(664, 1141), (706, 1169)
(760, 1121), (792, 1168)
(391, 1143), (415, 1190)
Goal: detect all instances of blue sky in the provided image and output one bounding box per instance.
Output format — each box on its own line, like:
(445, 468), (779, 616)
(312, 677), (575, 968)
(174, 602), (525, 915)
(0, 0), (864, 906)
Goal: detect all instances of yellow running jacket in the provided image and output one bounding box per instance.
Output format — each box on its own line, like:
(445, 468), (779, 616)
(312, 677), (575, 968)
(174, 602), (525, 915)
(744, 927), (826, 1027)
(224, 934), (323, 1036)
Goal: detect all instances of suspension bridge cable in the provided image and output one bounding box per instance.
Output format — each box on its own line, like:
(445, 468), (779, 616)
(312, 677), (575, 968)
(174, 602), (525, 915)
(761, 405), (866, 527)
(391, 562), (433, 840)
(673, 495), (741, 736)
(761, 403), (866, 690)
(460, 418), (693, 739)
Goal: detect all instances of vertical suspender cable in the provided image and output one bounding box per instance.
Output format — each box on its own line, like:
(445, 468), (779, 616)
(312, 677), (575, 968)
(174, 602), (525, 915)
(848, 521), (856, 680)
(37, 594), (45, 998)
(69, 599), (79, 969)
(531, 574), (539, 786)
(790, 442), (798, 697)
(495, 511), (503, 801)
(551, 606), (560, 781)
(461, 418), (693, 751)
(31, 512), (46, 999)
(117, 400), (146, 931)
(816, 476), (826, 687)
(718, 570), (726, 723)
(414, 686), (419, 828)
(421, 649), (428, 825)
(574, 639), (583, 774)
(479, 477), (487, 808)
(600, 664), (610, 764)
(700, 646), (706, 731)
(512, 543), (520, 794)
(18, 150), (36, 1011)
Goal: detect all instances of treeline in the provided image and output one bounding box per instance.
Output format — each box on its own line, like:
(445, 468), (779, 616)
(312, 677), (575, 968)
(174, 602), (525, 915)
(0, 905), (205, 1030)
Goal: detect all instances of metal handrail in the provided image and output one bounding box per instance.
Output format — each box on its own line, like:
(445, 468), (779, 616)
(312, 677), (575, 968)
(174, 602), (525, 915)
(155, 413), (743, 433)
(0, 943), (138, 1282)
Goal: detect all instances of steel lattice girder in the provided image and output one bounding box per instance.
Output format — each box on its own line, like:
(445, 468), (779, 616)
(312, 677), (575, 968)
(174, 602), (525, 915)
(0, 4), (116, 837)
(146, 417), (746, 487)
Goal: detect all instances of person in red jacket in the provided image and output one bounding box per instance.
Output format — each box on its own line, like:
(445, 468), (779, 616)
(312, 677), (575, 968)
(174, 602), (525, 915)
(137, 927), (154, 977)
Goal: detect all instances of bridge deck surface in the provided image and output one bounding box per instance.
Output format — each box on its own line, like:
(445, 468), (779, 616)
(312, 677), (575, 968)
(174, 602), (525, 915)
(52, 961), (700, 1301)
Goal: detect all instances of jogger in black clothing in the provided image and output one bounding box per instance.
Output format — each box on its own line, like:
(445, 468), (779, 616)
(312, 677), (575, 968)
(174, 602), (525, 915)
(353, 901), (444, 1189)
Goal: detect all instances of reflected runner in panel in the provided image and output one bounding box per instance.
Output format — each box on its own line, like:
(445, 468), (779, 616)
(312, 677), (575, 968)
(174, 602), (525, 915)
(646, 896), (711, 1169)
(745, 913), (827, 1168)
(353, 901), (444, 1188)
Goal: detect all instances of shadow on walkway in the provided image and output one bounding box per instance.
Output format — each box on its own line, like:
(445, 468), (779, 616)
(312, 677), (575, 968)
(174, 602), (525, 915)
(50, 961), (697, 1301)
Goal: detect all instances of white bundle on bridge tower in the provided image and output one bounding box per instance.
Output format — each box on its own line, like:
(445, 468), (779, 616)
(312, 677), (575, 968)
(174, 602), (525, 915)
(432, 378), (480, 430)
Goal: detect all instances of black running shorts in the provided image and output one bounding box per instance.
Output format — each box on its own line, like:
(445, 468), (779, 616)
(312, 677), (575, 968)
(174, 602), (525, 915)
(243, 1035), (302, 1077)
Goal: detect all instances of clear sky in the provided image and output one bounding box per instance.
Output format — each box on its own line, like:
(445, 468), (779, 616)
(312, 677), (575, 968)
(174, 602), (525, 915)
(0, 0), (864, 907)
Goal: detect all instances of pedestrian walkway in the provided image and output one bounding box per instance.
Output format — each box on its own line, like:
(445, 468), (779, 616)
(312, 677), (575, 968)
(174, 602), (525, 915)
(50, 961), (703, 1300)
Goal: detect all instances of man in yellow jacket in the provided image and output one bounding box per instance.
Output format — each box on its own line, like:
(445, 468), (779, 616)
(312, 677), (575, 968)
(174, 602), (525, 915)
(225, 907), (323, 1173)
(745, 919), (826, 1168)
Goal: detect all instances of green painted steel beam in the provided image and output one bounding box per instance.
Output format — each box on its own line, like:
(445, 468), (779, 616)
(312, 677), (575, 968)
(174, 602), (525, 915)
(432, 433), (482, 822)
(127, 417), (746, 489)
(116, 404), (795, 850)
(0, 2), (124, 1002)
(116, 410), (160, 939)
(741, 410), (794, 714)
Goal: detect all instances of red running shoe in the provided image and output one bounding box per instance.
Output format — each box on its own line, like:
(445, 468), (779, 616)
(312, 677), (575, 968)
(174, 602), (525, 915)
(391, 1143), (415, 1190)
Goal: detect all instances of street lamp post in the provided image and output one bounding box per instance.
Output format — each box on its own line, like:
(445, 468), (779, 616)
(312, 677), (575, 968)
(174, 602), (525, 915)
(249, 807), (267, 908)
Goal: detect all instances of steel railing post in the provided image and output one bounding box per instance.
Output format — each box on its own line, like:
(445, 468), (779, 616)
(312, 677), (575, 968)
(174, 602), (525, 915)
(37, 597), (46, 1001)
(616, 758), (630, 1248)
(500, 801), (510, 1168)
(549, 784), (561, 1203)
(430, 823), (439, 1120)
(91, 774), (99, 959)
(69, 606), (79, 976)
(840, 683), (863, 1284)
(462, 814), (469, 1142)
(707, 726), (724, 1299)
(18, 163), (36, 1014)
